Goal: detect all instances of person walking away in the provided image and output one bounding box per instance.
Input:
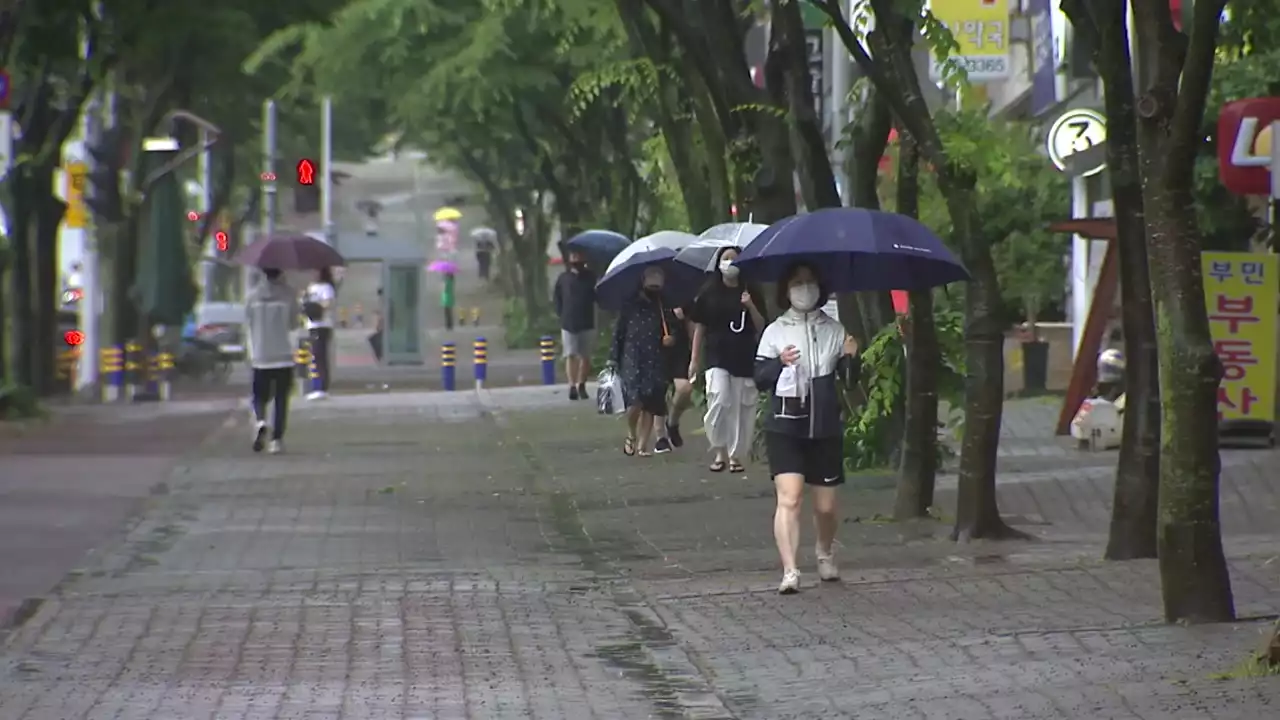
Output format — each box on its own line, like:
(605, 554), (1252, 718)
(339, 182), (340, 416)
(476, 235), (495, 281)
(653, 304), (694, 453)
(442, 272), (457, 330)
(754, 262), (859, 594)
(553, 251), (597, 400)
(689, 246), (766, 472)
(303, 267), (336, 400)
(610, 266), (672, 456)
(246, 268), (299, 454)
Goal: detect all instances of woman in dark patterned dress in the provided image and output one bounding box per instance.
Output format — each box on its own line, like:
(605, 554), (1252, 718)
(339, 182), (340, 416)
(609, 266), (676, 457)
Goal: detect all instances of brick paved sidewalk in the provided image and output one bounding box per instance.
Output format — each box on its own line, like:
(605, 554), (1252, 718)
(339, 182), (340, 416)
(0, 389), (1275, 719)
(0, 399), (238, 632)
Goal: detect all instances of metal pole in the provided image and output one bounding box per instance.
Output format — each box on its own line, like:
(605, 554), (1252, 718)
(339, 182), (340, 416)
(262, 99), (277, 237)
(77, 90), (101, 396)
(197, 129), (213, 302)
(1069, 175), (1089, 359)
(827, 0), (849, 204)
(321, 95), (335, 248)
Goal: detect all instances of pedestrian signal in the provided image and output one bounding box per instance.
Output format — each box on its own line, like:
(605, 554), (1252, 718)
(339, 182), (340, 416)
(297, 159), (315, 186)
(215, 231), (229, 252)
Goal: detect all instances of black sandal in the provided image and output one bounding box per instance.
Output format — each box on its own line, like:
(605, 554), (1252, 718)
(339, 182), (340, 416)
(709, 460), (727, 472)
(623, 436), (636, 456)
(728, 460), (745, 473)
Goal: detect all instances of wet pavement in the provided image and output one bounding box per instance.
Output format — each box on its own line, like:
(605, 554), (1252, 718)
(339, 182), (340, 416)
(0, 390), (1277, 719)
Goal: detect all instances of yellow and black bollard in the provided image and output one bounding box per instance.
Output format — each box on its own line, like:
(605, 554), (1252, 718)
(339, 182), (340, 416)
(100, 347), (124, 402)
(295, 341), (312, 380)
(539, 336), (556, 385)
(441, 343), (457, 391)
(156, 351), (175, 401)
(473, 337), (488, 389)
(124, 342), (143, 400)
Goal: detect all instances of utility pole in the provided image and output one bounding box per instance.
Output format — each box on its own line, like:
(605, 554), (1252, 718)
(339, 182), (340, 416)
(262, 99), (277, 237)
(75, 91), (101, 395)
(321, 95), (335, 250)
(197, 128), (213, 301)
(827, 0), (850, 205)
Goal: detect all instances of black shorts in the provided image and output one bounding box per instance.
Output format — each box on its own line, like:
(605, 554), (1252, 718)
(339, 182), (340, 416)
(765, 432), (845, 486)
(632, 389), (667, 416)
(664, 345), (691, 381)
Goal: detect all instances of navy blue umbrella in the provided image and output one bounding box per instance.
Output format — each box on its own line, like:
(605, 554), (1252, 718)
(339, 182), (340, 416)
(564, 229), (631, 268)
(733, 208), (970, 292)
(594, 238), (683, 311)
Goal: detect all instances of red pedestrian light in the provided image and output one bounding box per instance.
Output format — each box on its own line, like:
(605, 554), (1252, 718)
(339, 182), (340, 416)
(64, 330), (84, 346)
(297, 159), (315, 186)
(215, 231), (229, 251)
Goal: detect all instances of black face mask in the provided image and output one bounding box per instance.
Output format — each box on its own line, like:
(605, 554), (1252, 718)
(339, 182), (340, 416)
(643, 286), (661, 297)
(569, 261), (584, 270)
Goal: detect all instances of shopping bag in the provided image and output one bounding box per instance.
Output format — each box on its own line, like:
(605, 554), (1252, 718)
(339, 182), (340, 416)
(597, 367), (626, 415)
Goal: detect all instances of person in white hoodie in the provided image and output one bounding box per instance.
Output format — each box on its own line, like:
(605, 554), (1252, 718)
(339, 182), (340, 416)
(754, 262), (859, 594)
(246, 268), (300, 454)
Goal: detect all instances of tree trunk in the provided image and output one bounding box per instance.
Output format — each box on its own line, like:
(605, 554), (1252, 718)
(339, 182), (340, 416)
(33, 169), (63, 396)
(839, 86), (896, 348)
(894, 131), (939, 519)
(9, 172), (34, 387)
(1131, 0), (1234, 623)
(1065, 0), (1161, 560)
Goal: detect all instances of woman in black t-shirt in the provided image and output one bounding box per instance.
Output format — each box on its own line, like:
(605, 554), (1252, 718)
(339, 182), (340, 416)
(688, 247), (767, 472)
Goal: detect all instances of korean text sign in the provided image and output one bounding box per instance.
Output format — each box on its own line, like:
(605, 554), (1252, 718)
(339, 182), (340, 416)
(1202, 252), (1277, 422)
(928, 0), (1010, 82)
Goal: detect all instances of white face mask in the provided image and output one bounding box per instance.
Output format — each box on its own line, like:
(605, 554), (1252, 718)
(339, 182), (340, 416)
(719, 260), (739, 280)
(788, 283), (820, 311)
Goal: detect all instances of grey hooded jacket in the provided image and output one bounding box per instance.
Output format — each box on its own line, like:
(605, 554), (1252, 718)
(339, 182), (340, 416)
(245, 279), (299, 369)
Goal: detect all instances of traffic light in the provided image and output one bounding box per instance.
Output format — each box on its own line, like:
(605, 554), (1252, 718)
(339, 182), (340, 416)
(85, 128), (126, 221)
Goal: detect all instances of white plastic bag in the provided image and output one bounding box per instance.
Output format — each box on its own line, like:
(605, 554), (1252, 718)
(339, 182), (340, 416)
(596, 367), (626, 415)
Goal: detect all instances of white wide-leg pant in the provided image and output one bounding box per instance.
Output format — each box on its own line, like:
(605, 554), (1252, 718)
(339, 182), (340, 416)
(703, 368), (757, 459)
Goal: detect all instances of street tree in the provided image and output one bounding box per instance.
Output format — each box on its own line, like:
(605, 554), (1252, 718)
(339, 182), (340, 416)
(1129, 0), (1235, 623)
(1060, 0), (1162, 563)
(817, 0), (1027, 539)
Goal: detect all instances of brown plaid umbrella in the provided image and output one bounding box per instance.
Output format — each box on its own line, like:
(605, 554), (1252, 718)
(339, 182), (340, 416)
(235, 233), (346, 270)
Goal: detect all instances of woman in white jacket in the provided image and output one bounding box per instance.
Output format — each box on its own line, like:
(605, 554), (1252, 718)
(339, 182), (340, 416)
(754, 262), (859, 594)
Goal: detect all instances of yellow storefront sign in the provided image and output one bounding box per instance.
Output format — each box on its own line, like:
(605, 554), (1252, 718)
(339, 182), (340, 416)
(1202, 251), (1277, 423)
(64, 162), (88, 229)
(928, 0), (1011, 82)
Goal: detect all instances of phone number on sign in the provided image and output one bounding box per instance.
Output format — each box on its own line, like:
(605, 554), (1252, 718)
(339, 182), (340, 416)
(949, 55), (1009, 77)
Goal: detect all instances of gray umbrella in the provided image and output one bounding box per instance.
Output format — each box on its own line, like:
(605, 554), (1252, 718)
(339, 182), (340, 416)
(674, 238), (740, 273)
(698, 222), (769, 245)
(673, 223), (770, 272)
(470, 226), (497, 240)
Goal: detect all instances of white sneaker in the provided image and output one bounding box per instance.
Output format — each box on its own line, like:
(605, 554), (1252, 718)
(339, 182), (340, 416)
(816, 548), (840, 582)
(252, 421), (267, 452)
(268, 440), (283, 454)
(778, 569), (801, 595)
(305, 391), (327, 401)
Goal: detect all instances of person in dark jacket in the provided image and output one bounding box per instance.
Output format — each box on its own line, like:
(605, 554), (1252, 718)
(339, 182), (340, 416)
(610, 266), (675, 457)
(754, 262), (859, 594)
(553, 251), (597, 400)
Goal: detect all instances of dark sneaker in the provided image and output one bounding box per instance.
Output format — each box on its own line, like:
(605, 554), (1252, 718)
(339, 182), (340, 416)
(577, 382), (587, 399)
(654, 437), (673, 454)
(666, 422), (684, 448)
(568, 385), (580, 401)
